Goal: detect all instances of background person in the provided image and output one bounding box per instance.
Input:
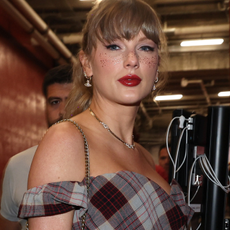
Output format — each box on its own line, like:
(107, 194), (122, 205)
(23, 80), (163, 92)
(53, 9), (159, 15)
(0, 64), (73, 230)
(19, 0), (194, 229)
(155, 144), (171, 182)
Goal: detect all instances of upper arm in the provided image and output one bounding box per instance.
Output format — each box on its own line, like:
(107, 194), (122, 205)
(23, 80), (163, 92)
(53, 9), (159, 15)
(28, 211), (74, 230)
(28, 122), (86, 188)
(26, 122), (86, 229)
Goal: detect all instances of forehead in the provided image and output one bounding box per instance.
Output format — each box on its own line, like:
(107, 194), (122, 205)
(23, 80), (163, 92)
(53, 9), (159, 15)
(46, 83), (73, 98)
(104, 31), (151, 43)
(159, 148), (168, 156)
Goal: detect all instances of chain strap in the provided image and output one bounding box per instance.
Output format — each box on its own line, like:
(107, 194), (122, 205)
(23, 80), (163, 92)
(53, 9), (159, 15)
(26, 119), (90, 230)
(57, 119), (90, 229)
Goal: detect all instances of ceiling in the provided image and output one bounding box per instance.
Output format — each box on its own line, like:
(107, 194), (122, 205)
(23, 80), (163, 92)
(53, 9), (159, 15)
(2, 0), (230, 146)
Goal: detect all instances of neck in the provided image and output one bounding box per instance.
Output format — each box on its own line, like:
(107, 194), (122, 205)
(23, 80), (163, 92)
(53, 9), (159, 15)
(89, 102), (139, 146)
(89, 108), (135, 149)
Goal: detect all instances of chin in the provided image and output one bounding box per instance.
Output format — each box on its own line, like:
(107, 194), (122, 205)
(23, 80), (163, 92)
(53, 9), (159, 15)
(120, 99), (141, 107)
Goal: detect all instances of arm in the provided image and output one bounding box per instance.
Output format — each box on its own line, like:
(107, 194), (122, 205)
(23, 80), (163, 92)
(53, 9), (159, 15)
(0, 159), (24, 230)
(27, 122), (86, 230)
(28, 211), (74, 230)
(0, 214), (21, 230)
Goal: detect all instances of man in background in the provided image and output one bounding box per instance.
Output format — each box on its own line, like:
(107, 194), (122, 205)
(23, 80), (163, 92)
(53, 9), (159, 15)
(155, 144), (170, 182)
(0, 64), (73, 230)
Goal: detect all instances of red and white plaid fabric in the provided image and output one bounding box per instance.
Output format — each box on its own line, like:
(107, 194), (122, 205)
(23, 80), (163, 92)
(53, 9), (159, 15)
(19, 171), (193, 229)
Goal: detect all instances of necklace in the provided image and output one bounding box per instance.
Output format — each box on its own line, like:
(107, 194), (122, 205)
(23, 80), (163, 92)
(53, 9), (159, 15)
(89, 108), (135, 149)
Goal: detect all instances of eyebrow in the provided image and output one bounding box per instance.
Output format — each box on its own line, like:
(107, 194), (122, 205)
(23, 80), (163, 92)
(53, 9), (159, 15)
(47, 97), (62, 101)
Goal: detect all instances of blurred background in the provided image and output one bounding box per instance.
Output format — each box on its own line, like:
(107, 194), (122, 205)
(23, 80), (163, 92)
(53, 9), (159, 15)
(0, 0), (229, 180)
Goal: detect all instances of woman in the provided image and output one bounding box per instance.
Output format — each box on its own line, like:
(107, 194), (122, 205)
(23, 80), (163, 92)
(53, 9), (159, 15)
(19, 0), (194, 229)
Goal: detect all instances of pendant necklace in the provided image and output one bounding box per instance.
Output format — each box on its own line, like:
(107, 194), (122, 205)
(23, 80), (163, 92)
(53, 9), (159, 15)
(89, 108), (135, 149)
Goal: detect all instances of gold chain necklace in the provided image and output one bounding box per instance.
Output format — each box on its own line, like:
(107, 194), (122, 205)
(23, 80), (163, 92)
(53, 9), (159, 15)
(89, 108), (135, 149)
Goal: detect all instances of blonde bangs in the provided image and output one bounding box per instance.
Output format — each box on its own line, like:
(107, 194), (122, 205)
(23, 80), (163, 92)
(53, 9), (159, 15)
(83, 0), (163, 54)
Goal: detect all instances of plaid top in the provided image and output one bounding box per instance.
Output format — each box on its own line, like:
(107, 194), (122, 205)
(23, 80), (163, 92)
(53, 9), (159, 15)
(19, 171), (194, 229)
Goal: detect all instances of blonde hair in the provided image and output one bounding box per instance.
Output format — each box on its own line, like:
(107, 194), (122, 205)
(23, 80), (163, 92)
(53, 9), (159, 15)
(65, 0), (168, 118)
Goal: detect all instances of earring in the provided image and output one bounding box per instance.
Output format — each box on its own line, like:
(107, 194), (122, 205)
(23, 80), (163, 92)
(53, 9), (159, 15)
(84, 72), (92, 87)
(152, 70), (159, 91)
(155, 69), (159, 83)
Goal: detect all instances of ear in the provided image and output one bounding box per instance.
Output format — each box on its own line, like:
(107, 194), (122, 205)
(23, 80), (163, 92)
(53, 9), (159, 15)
(79, 50), (93, 76)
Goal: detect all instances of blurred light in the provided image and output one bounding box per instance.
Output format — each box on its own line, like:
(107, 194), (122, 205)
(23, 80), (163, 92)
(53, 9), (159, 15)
(181, 39), (224, 47)
(154, 94), (183, 101)
(218, 91), (230, 97)
(80, 0), (101, 2)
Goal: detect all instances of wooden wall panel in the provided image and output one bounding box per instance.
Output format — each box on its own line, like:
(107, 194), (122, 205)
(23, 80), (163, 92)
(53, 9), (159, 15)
(0, 27), (49, 186)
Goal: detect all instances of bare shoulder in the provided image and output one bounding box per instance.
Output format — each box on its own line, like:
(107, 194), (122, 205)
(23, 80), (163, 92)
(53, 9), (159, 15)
(28, 120), (86, 188)
(42, 120), (85, 149)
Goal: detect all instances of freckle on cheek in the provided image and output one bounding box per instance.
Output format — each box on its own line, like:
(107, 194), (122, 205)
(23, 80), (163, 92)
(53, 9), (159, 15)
(99, 53), (108, 67)
(99, 53), (123, 67)
(139, 55), (158, 68)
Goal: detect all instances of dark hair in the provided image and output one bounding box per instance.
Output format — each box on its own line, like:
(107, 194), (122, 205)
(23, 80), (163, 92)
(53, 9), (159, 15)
(42, 65), (73, 98)
(159, 143), (171, 156)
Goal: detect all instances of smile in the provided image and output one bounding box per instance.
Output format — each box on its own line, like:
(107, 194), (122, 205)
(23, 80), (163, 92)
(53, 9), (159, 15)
(118, 75), (142, 87)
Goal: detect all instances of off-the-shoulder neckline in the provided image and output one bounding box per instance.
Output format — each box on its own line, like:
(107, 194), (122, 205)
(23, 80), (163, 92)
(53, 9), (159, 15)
(89, 170), (179, 195)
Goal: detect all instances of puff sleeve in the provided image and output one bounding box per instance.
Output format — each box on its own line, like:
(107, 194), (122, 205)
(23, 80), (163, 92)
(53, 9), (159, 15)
(18, 181), (88, 219)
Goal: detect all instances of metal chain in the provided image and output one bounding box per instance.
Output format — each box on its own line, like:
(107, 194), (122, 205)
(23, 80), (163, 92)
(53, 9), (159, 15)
(25, 119), (90, 230)
(56, 119), (90, 229)
(89, 108), (135, 149)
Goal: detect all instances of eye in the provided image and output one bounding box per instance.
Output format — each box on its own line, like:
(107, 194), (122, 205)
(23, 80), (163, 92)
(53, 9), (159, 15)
(140, 46), (154, 52)
(105, 44), (120, 50)
(49, 99), (60, 106)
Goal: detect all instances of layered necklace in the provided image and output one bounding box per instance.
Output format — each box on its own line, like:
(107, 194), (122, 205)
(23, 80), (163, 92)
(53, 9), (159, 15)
(89, 108), (135, 149)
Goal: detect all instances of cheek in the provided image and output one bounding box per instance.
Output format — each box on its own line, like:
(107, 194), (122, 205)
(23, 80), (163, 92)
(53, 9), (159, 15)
(98, 52), (123, 68)
(139, 54), (159, 69)
(46, 107), (53, 117)
(47, 106), (57, 115)
(97, 52), (159, 69)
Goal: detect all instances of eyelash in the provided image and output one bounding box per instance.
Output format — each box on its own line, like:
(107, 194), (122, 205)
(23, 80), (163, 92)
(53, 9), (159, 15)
(140, 46), (154, 52)
(105, 44), (120, 50)
(105, 44), (154, 52)
(50, 100), (60, 106)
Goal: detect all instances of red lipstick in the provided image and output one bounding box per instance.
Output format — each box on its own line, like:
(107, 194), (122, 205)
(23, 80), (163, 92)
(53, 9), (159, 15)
(118, 75), (141, 87)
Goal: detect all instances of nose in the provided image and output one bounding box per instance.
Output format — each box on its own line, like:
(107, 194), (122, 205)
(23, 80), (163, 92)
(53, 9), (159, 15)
(124, 51), (139, 69)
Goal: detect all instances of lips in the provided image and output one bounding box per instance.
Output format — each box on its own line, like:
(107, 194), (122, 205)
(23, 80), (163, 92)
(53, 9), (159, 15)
(118, 75), (142, 87)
